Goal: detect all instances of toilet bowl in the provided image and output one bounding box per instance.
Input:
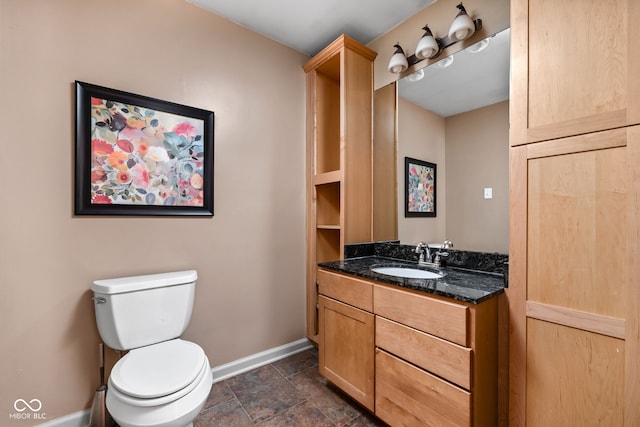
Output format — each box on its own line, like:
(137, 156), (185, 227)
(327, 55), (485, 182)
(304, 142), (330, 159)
(91, 270), (212, 427)
(106, 339), (212, 427)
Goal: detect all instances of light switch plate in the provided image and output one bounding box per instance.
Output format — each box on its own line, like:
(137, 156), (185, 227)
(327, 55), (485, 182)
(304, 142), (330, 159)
(484, 187), (493, 199)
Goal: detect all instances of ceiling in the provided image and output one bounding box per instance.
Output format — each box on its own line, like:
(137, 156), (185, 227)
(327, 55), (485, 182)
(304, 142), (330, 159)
(186, 0), (510, 117)
(187, 0), (435, 56)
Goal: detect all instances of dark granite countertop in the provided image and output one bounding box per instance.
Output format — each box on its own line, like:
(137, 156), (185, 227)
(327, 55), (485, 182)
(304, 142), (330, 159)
(318, 256), (505, 304)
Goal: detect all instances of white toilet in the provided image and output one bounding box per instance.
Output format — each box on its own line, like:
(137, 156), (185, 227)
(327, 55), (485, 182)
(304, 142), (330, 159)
(92, 270), (212, 427)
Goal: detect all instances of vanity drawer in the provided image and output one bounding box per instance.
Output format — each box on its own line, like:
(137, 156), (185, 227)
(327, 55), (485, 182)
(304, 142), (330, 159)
(374, 284), (469, 346)
(317, 268), (373, 312)
(376, 316), (472, 390)
(376, 349), (471, 427)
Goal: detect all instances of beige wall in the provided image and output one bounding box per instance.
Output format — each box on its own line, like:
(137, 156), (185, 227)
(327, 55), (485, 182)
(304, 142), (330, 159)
(446, 101), (509, 253)
(397, 98), (447, 245)
(0, 0), (307, 424)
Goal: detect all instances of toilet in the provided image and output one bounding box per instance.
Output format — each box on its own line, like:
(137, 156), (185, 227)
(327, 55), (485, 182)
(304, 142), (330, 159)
(92, 270), (212, 427)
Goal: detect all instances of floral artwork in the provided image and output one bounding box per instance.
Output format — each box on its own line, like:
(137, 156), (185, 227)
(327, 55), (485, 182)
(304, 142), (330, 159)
(75, 81), (214, 216)
(90, 98), (205, 207)
(405, 157), (436, 217)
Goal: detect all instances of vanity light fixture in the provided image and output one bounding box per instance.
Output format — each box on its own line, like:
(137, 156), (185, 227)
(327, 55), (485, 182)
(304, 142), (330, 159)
(388, 43), (409, 74)
(415, 25), (441, 60)
(387, 2), (481, 74)
(448, 3), (476, 42)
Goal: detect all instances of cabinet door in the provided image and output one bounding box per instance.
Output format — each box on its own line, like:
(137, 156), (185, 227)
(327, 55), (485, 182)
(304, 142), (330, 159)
(511, 0), (640, 145)
(509, 126), (640, 426)
(318, 295), (375, 411)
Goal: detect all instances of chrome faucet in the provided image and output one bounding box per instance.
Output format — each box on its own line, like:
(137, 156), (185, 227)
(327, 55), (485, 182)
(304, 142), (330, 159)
(415, 242), (433, 266)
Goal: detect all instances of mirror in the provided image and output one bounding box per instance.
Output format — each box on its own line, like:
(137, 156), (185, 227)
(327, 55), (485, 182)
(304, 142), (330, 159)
(375, 28), (510, 254)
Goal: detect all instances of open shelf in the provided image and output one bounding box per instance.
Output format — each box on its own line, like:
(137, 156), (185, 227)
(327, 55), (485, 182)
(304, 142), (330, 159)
(316, 228), (341, 263)
(316, 182), (340, 227)
(315, 54), (341, 175)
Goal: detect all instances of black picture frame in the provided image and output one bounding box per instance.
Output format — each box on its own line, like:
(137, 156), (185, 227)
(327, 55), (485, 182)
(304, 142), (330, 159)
(405, 157), (437, 217)
(74, 81), (214, 216)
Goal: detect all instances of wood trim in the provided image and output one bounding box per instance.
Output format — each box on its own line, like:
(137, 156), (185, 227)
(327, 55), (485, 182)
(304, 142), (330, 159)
(507, 144), (528, 426)
(496, 293), (509, 427)
(526, 301), (625, 339)
(526, 109), (628, 144)
(468, 296), (499, 426)
(305, 70), (318, 340)
(372, 82), (398, 241)
(303, 34), (377, 73)
(526, 127), (628, 159)
(625, 126), (640, 426)
(508, 0), (529, 147)
(629, 3), (640, 125)
(342, 48), (373, 245)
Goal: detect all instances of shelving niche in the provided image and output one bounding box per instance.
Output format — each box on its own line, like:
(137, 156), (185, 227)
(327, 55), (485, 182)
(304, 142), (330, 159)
(304, 35), (377, 342)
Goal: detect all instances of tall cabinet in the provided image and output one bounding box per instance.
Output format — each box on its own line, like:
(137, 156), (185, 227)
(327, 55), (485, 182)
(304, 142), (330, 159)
(508, 1), (640, 425)
(303, 36), (377, 342)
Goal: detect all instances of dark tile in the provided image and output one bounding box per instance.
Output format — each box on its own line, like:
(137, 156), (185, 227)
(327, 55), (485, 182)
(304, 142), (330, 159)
(256, 401), (336, 427)
(194, 398), (254, 427)
(288, 368), (362, 426)
(202, 380), (236, 411)
(344, 412), (388, 427)
(227, 365), (305, 423)
(272, 350), (318, 377)
(225, 364), (284, 393)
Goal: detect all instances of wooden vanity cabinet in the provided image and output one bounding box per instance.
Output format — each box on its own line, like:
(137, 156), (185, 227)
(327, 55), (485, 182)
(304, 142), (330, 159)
(317, 268), (500, 426)
(374, 284), (498, 427)
(317, 269), (375, 411)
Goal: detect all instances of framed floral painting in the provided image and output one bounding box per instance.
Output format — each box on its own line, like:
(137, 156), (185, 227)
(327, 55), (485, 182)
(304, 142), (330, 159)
(405, 157), (436, 217)
(74, 81), (214, 216)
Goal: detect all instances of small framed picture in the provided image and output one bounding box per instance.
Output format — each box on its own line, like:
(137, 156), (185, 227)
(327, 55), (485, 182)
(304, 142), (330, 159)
(74, 81), (214, 216)
(405, 157), (436, 217)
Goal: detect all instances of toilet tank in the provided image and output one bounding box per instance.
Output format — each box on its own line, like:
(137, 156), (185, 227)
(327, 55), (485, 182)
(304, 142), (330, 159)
(92, 270), (197, 350)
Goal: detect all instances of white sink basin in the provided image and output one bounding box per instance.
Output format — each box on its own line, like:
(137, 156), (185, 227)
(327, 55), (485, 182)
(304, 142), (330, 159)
(371, 266), (443, 279)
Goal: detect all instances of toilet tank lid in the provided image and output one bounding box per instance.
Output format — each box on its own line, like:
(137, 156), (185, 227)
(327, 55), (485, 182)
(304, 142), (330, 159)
(92, 270), (197, 294)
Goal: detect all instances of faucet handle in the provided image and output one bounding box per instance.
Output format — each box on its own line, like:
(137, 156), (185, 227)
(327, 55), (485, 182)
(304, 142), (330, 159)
(415, 242), (427, 253)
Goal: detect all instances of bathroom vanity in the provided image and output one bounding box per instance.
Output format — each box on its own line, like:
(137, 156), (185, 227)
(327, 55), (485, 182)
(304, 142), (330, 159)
(317, 256), (505, 426)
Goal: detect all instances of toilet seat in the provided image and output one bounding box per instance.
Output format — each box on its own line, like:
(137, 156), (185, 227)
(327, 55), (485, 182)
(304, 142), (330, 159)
(109, 339), (208, 406)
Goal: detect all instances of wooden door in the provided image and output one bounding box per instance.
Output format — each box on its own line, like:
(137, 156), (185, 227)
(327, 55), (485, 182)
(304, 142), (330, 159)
(318, 295), (375, 411)
(510, 0), (640, 146)
(508, 126), (640, 426)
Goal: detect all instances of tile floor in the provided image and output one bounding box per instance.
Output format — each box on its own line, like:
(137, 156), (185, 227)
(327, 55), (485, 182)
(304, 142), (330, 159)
(194, 348), (387, 427)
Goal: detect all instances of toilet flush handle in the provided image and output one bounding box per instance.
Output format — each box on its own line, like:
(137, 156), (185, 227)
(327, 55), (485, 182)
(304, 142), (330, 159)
(92, 296), (106, 304)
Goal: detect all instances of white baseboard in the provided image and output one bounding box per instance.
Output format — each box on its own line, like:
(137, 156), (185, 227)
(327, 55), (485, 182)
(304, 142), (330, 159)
(36, 410), (89, 427)
(211, 337), (313, 383)
(37, 338), (313, 426)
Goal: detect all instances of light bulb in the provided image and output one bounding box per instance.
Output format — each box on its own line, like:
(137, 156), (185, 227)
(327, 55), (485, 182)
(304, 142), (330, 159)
(388, 44), (408, 74)
(415, 25), (440, 60)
